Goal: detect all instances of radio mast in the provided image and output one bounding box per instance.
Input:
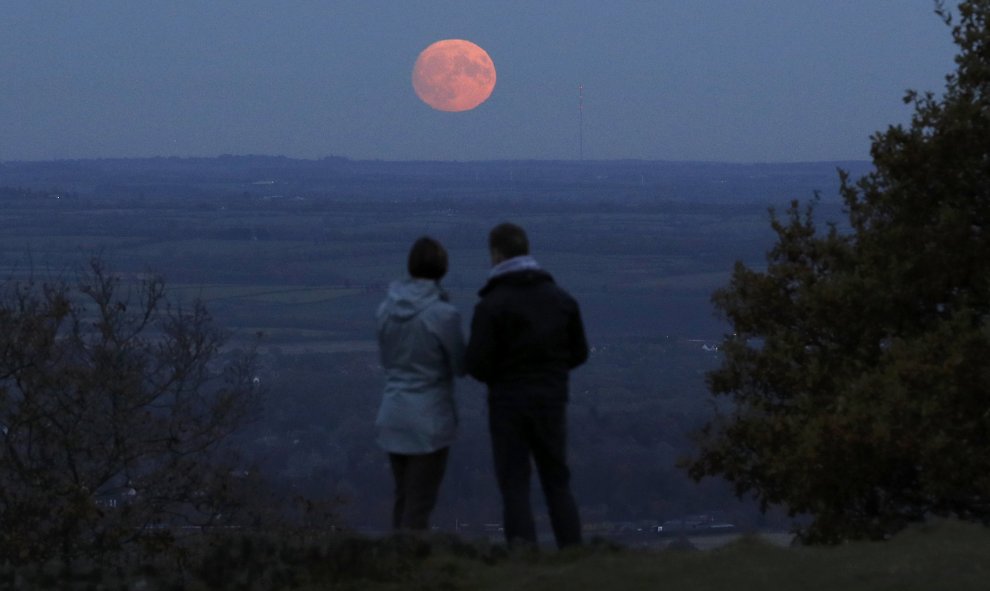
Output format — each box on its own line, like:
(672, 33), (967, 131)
(578, 84), (584, 161)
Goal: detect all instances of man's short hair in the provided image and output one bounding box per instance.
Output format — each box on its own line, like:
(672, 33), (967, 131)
(407, 236), (448, 280)
(489, 222), (529, 259)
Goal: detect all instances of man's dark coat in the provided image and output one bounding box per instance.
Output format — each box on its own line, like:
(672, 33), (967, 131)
(464, 269), (588, 404)
(465, 266), (588, 548)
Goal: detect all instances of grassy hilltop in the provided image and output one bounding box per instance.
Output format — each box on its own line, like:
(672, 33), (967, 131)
(338, 521), (987, 591)
(5, 520), (986, 590)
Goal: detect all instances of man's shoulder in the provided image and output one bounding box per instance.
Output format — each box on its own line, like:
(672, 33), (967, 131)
(476, 271), (581, 317)
(479, 269), (555, 296)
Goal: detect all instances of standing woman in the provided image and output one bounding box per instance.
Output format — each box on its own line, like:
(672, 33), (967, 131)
(375, 236), (465, 531)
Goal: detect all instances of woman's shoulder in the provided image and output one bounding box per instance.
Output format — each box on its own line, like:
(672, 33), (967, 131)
(424, 297), (460, 319)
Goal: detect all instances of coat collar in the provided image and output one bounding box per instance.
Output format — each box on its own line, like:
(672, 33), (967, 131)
(488, 255), (541, 279)
(478, 268), (555, 297)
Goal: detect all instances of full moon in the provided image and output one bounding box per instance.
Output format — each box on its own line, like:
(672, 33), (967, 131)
(412, 39), (496, 112)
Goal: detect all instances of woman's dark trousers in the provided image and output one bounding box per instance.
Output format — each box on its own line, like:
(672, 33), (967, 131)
(388, 446), (449, 530)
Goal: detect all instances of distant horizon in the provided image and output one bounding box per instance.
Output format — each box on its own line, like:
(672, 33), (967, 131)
(0, 153), (873, 166)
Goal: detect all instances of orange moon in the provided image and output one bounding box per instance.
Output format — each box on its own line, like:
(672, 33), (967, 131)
(412, 39), (496, 112)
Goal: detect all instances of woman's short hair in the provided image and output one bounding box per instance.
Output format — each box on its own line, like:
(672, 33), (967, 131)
(489, 222), (529, 259)
(407, 236), (448, 280)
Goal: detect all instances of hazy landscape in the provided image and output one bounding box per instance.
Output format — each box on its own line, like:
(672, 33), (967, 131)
(5, 1), (989, 587)
(0, 156), (870, 538)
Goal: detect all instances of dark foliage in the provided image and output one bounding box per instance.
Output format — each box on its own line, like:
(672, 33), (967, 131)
(686, 0), (990, 543)
(0, 530), (633, 590)
(0, 258), (259, 562)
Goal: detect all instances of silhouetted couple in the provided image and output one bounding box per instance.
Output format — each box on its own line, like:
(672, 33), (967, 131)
(374, 223), (588, 549)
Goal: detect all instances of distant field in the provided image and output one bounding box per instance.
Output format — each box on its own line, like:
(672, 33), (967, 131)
(1, 166), (802, 530)
(170, 284), (360, 304)
(254, 340), (378, 355)
(636, 270), (733, 291)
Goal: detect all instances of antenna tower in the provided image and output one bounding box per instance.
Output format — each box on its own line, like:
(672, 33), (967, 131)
(578, 84), (584, 161)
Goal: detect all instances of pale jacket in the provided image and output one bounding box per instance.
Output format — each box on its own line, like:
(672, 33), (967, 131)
(375, 278), (466, 454)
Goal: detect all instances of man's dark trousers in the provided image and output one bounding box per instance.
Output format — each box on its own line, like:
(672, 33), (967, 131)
(488, 401), (582, 548)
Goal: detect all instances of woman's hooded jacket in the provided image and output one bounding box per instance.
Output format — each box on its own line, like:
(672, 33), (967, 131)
(375, 278), (465, 454)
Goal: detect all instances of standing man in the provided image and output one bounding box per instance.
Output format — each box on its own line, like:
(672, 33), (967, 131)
(465, 222), (588, 549)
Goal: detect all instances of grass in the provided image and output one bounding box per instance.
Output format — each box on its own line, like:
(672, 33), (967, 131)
(8, 520), (985, 590)
(435, 520), (989, 591)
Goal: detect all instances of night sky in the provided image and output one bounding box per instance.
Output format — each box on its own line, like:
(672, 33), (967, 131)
(0, 1), (957, 162)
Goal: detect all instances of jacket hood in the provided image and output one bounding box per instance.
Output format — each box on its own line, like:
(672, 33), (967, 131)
(380, 278), (443, 321)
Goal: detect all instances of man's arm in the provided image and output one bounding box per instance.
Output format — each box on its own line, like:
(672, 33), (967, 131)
(567, 303), (589, 369)
(464, 302), (497, 384)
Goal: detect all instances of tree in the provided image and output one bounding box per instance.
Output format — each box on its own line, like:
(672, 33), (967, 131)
(685, 0), (990, 543)
(0, 258), (259, 562)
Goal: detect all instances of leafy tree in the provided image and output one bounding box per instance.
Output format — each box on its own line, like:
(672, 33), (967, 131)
(0, 258), (259, 562)
(685, 0), (990, 543)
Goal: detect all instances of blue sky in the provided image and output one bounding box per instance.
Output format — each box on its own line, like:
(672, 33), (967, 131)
(0, 1), (958, 162)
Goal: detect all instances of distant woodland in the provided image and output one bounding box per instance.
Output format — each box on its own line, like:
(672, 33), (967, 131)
(0, 156), (867, 535)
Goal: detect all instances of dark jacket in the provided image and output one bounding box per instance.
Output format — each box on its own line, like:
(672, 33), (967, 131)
(465, 269), (588, 405)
